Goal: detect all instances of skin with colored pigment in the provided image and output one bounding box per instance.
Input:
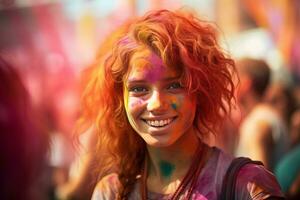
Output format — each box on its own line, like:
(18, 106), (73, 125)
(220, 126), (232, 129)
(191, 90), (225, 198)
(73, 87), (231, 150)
(170, 96), (180, 110)
(159, 161), (175, 178)
(123, 50), (197, 147)
(129, 99), (144, 109)
(171, 103), (177, 110)
(143, 54), (165, 84)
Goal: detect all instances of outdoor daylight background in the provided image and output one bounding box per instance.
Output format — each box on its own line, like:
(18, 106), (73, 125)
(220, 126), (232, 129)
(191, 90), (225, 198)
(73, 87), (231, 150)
(0, 0), (299, 199)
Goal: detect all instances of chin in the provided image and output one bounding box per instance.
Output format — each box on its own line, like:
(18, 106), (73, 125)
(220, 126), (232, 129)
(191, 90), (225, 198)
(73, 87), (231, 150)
(143, 136), (175, 148)
(148, 142), (170, 148)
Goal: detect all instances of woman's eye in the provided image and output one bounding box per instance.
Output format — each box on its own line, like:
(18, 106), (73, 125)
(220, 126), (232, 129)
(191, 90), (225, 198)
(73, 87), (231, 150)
(129, 86), (148, 93)
(167, 82), (182, 90)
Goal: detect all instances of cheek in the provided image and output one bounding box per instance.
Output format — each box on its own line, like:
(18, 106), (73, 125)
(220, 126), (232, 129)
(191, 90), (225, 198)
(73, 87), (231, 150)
(124, 89), (143, 112)
(171, 98), (178, 110)
(171, 95), (197, 122)
(126, 97), (145, 117)
(170, 95), (185, 110)
(129, 98), (144, 110)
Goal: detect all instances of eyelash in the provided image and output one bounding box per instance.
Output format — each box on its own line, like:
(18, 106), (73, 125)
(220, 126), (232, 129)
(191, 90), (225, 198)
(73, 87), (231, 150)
(129, 86), (148, 93)
(128, 82), (182, 94)
(167, 82), (182, 90)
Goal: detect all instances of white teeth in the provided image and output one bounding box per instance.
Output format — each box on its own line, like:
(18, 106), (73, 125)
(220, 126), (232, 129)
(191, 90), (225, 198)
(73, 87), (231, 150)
(159, 120), (164, 126)
(145, 118), (174, 127)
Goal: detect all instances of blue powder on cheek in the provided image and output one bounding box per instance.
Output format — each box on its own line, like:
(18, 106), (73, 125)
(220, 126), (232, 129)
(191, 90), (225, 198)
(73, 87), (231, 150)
(171, 103), (177, 110)
(159, 161), (175, 178)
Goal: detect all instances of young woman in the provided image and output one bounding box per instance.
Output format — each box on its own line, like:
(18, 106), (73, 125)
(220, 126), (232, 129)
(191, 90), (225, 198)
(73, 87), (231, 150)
(79, 9), (285, 200)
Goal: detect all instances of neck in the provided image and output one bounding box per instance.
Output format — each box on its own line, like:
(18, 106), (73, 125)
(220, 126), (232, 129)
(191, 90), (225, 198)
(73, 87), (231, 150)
(146, 127), (201, 188)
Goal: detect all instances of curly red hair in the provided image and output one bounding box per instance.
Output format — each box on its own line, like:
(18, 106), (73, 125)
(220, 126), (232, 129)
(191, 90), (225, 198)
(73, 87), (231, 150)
(79, 9), (236, 199)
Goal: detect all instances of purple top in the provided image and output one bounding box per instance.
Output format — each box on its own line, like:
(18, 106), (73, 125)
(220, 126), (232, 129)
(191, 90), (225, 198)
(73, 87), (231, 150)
(92, 147), (284, 200)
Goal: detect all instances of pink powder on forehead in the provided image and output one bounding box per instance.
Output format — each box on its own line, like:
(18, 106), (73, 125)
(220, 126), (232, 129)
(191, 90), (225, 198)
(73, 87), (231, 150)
(143, 53), (167, 83)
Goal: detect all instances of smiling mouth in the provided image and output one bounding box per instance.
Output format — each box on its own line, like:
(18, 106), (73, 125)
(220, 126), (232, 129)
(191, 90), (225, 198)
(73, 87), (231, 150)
(142, 117), (177, 128)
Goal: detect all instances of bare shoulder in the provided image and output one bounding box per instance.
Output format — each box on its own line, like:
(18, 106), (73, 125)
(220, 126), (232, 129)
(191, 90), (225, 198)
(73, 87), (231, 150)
(236, 164), (285, 199)
(91, 173), (120, 200)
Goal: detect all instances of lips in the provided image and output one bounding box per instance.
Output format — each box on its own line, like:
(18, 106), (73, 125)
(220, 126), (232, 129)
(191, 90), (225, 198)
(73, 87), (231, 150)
(142, 117), (177, 128)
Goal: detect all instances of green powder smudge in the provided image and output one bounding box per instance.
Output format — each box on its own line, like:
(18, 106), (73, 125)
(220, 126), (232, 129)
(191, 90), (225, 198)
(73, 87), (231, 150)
(159, 160), (175, 178)
(171, 103), (177, 110)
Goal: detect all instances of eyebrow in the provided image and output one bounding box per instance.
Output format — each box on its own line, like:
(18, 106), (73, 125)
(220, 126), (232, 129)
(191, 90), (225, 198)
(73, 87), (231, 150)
(126, 76), (181, 84)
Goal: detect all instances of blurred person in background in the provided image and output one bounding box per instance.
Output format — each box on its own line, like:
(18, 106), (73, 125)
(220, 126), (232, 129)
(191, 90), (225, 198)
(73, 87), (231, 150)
(288, 108), (300, 149)
(46, 81), (81, 200)
(289, 86), (300, 148)
(48, 84), (79, 193)
(55, 128), (97, 200)
(264, 82), (298, 149)
(273, 85), (300, 199)
(235, 58), (289, 171)
(0, 55), (49, 200)
(275, 142), (300, 200)
(264, 82), (296, 133)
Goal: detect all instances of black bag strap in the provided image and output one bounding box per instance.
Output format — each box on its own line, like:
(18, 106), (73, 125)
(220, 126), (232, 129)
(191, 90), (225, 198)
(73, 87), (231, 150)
(220, 157), (263, 200)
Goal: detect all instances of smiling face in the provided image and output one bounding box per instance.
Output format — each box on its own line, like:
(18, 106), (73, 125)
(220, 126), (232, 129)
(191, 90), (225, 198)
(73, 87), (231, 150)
(123, 49), (197, 147)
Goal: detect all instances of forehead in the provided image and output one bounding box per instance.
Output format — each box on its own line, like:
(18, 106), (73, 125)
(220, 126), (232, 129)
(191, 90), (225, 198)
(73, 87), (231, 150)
(126, 49), (179, 82)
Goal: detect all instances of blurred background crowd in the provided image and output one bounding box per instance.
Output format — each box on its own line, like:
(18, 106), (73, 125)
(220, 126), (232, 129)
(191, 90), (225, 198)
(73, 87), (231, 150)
(0, 0), (299, 200)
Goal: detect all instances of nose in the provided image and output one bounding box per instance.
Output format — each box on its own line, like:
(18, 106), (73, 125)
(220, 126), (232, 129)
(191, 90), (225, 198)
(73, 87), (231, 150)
(147, 90), (168, 113)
